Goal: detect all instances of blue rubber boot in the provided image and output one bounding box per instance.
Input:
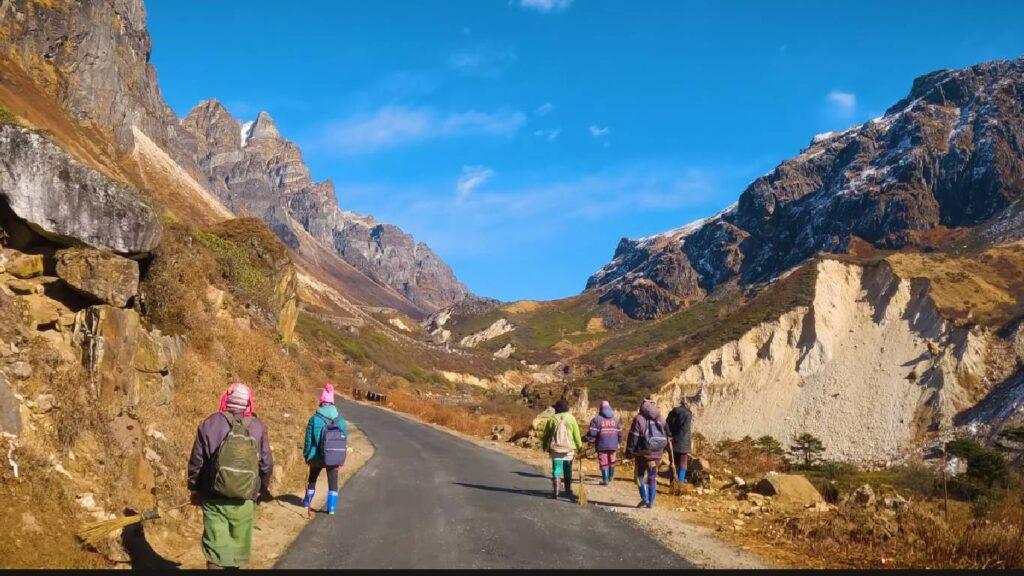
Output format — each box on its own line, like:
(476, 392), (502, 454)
(677, 469), (687, 484)
(302, 489), (315, 508)
(609, 466), (616, 482)
(647, 475), (657, 508)
(637, 482), (648, 507)
(600, 468), (609, 485)
(326, 490), (338, 515)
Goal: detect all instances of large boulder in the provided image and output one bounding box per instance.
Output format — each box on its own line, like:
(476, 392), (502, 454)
(0, 125), (162, 255)
(752, 472), (823, 506)
(55, 248), (140, 307)
(3, 252), (43, 279)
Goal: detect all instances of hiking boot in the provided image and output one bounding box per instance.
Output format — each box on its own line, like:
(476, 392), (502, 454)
(636, 500), (648, 508)
(646, 501), (654, 509)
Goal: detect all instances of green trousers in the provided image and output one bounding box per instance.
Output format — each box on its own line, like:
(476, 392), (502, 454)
(202, 497), (255, 567)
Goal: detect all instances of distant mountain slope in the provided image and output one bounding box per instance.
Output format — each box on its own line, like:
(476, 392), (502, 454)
(182, 100), (469, 315)
(589, 57), (1024, 319)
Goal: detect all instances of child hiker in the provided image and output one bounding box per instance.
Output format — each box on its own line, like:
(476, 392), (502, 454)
(302, 383), (349, 515)
(585, 400), (622, 485)
(540, 398), (583, 501)
(188, 382), (274, 569)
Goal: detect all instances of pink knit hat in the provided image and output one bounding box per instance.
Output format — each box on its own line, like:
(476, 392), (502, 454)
(319, 383), (335, 405)
(219, 382), (255, 416)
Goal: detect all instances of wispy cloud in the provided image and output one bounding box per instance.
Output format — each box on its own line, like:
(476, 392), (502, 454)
(588, 125), (610, 138)
(518, 0), (573, 13)
(826, 90), (857, 118)
(448, 47), (518, 79)
(456, 165), (494, 200)
(321, 106), (526, 155)
(535, 102), (555, 116)
(533, 128), (561, 141)
(338, 164), (726, 258)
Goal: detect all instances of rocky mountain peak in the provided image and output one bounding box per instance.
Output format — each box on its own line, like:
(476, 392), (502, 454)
(182, 101), (469, 314)
(589, 56), (1024, 320)
(249, 111), (280, 142)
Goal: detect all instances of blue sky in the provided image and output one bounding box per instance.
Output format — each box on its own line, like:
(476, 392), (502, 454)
(148, 0), (1024, 301)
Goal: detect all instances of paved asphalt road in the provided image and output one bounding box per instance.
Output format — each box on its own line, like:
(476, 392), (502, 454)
(278, 399), (691, 569)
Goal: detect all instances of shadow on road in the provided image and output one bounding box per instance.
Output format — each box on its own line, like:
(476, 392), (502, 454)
(587, 500), (641, 510)
(513, 471), (547, 479)
(453, 482), (554, 500)
(274, 493), (305, 507)
(123, 522), (181, 570)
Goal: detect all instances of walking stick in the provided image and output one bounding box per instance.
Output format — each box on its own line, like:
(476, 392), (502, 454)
(577, 447), (588, 507)
(668, 439), (680, 494)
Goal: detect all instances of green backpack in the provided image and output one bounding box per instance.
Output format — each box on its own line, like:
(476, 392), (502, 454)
(212, 413), (260, 499)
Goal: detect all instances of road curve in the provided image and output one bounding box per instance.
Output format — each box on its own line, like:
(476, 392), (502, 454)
(278, 399), (692, 569)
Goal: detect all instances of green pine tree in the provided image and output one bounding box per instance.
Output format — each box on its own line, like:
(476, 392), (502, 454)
(789, 433), (825, 468)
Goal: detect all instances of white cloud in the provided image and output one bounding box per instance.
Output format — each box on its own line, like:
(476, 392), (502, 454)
(518, 0), (573, 13)
(533, 128), (561, 141)
(826, 90), (857, 117)
(322, 106), (526, 154)
(589, 125), (610, 137)
(339, 164), (725, 258)
(456, 165), (494, 199)
(535, 102), (555, 116)
(448, 47), (517, 78)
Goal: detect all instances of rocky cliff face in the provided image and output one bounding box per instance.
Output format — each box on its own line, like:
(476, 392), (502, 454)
(0, 0), (199, 167)
(590, 57), (1024, 319)
(182, 100), (468, 314)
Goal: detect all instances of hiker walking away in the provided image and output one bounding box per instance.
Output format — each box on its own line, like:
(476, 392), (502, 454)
(187, 382), (274, 569)
(666, 397), (693, 486)
(541, 398), (583, 501)
(584, 400), (621, 485)
(302, 383), (349, 515)
(625, 398), (668, 509)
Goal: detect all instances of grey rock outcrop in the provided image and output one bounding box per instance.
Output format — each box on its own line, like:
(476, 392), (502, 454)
(182, 100), (468, 313)
(589, 57), (1024, 319)
(0, 0), (199, 165)
(0, 373), (20, 436)
(0, 125), (163, 255)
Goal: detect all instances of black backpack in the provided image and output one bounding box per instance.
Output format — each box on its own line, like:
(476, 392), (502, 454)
(317, 414), (348, 467)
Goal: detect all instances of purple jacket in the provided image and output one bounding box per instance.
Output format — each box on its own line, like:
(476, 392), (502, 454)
(626, 400), (667, 461)
(188, 411), (274, 500)
(586, 404), (622, 452)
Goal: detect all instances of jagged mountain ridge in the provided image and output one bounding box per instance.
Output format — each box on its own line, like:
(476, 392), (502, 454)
(589, 57), (1024, 319)
(0, 0), (469, 318)
(182, 100), (469, 315)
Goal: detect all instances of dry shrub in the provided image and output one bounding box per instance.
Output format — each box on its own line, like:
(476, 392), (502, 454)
(140, 223), (217, 339)
(386, 389), (494, 437)
(780, 493), (1024, 568)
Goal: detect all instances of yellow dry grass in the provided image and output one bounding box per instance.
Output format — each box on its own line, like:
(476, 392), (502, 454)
(503, 300), (543, 314)
(886, 242), (1024, 327)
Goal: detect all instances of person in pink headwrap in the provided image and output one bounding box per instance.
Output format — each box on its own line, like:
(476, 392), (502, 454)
(302, 383), (348, 515)
(187, 382), (274, 568)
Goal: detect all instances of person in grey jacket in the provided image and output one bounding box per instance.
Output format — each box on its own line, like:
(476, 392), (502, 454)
(666, 398), (693, 485)
(187, 383), (273, 568)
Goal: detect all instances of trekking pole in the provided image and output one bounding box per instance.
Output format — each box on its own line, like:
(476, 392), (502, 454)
(667, 439), (678, 493)
(942, 447), (950, 523)
(577, 448), (588, 507)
